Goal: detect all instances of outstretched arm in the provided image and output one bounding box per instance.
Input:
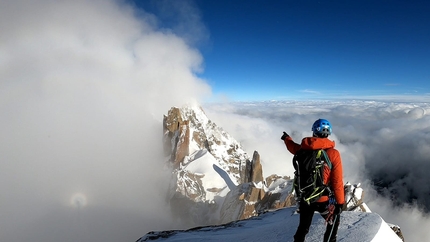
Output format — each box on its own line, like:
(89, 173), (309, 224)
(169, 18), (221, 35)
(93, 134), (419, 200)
(281, 132), (301, 155)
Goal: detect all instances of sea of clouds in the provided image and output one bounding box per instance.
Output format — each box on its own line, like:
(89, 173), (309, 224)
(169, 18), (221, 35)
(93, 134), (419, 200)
(1, 0), (429, 242)
(205, 100), (430, 242)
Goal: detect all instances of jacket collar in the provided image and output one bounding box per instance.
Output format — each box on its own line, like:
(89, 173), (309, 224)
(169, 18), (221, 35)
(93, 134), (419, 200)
(300, 137), (335, 150)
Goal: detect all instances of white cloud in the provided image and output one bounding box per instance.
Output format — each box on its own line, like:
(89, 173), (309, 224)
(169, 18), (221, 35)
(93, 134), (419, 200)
(300, 89), (321, 95)
(0, 0), (210, 241)
(205, 100), (430, 242)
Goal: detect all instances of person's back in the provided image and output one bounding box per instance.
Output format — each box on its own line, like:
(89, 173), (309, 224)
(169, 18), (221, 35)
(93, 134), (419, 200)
(281, 119), (344, 242)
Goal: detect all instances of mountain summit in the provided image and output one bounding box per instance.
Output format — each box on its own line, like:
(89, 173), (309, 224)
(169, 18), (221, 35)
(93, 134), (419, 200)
(138, 207), (402, 242)
(142, 105), (404, 241)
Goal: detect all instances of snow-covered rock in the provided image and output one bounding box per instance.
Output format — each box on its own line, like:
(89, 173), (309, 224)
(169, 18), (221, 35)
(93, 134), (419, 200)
(163, 105), (295, 226)
(345, 182), (371, 212)
(164, 105), (250, 225)
(164, 106), (249, 183)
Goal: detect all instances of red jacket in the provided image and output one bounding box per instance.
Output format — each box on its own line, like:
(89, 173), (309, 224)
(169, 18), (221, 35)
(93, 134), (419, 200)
(284, 136), (345, 204)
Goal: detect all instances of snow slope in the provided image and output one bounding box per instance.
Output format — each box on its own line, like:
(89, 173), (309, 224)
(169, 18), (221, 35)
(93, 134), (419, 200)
(182, 149), (236, 201)
(138, 207), (402, 242)
(180, 105), (249, 185)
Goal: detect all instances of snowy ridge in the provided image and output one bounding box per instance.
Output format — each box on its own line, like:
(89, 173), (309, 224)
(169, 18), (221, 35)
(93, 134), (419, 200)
(179, 105), (249, 185)
(138, 207), (403, 242)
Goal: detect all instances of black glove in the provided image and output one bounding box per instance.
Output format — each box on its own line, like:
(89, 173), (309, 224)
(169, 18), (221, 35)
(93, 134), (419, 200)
(334, 204), (343, 215)
(281, 131), (289, 140)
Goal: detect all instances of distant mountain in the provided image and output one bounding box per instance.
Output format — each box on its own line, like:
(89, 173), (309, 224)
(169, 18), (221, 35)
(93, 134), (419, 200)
(146, 105), (404, 241)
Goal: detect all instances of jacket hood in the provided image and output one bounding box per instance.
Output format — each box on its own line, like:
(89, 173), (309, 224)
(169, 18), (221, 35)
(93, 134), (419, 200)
(300, 137), (335, 150)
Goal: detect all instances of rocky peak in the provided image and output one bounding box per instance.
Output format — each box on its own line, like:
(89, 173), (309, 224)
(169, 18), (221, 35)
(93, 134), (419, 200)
(243, 151), (264, 184)
(163, 105), (296, 226)
(163, 105), (250, 183)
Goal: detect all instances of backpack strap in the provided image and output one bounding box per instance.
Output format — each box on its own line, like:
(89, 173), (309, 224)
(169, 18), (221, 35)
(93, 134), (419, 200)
(321, 149), (332, 170)
(316, 150), (322, 158)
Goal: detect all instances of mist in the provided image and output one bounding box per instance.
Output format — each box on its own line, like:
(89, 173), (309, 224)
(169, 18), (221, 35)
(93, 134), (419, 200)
(0, 0), (210, 241)
(205, 100), (430, 241)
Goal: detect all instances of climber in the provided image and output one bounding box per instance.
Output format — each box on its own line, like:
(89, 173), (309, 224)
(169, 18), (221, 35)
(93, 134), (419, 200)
(281, 119), (345, 242)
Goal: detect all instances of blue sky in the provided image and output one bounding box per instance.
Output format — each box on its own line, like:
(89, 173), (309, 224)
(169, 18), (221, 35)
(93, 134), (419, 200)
(137, 0), (430, 101)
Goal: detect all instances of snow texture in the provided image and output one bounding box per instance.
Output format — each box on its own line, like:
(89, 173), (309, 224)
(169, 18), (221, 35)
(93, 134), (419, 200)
(138, 207), (402, 242)
(182, 149), (235, 201)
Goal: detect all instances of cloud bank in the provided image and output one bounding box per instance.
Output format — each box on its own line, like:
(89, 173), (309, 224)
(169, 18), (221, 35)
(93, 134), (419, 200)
(0, 0), (209, 241)
(205, 100), (430, 242)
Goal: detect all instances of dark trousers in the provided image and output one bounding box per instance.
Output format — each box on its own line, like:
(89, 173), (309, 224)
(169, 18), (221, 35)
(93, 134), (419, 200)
(293, 201), (340, 242)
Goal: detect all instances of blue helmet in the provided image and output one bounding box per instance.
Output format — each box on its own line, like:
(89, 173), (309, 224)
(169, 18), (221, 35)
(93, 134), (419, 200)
(312, 119), (332, 137)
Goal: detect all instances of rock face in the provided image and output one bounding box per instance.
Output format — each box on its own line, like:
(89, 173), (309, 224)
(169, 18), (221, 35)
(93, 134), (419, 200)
(219, 151), (296, 224)
(243, 151), (264, 184)
(219, 177), (296, 224)
(163, 105), (294, 226)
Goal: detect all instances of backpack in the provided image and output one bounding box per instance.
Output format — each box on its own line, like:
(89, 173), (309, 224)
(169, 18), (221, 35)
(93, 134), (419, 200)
(292, 149), (332, 204)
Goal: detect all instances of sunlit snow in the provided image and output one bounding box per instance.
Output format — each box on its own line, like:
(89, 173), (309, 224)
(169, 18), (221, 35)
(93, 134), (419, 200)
(138, 207), (402, 242)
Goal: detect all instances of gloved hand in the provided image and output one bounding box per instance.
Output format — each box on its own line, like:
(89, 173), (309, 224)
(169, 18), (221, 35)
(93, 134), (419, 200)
(281, 131), (289, 140)
(333, 204), (344, 215)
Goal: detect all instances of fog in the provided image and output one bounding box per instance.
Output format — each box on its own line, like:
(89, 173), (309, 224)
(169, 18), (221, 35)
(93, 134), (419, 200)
(205, 100), (430, 241)
(0, 0), (209, 241)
